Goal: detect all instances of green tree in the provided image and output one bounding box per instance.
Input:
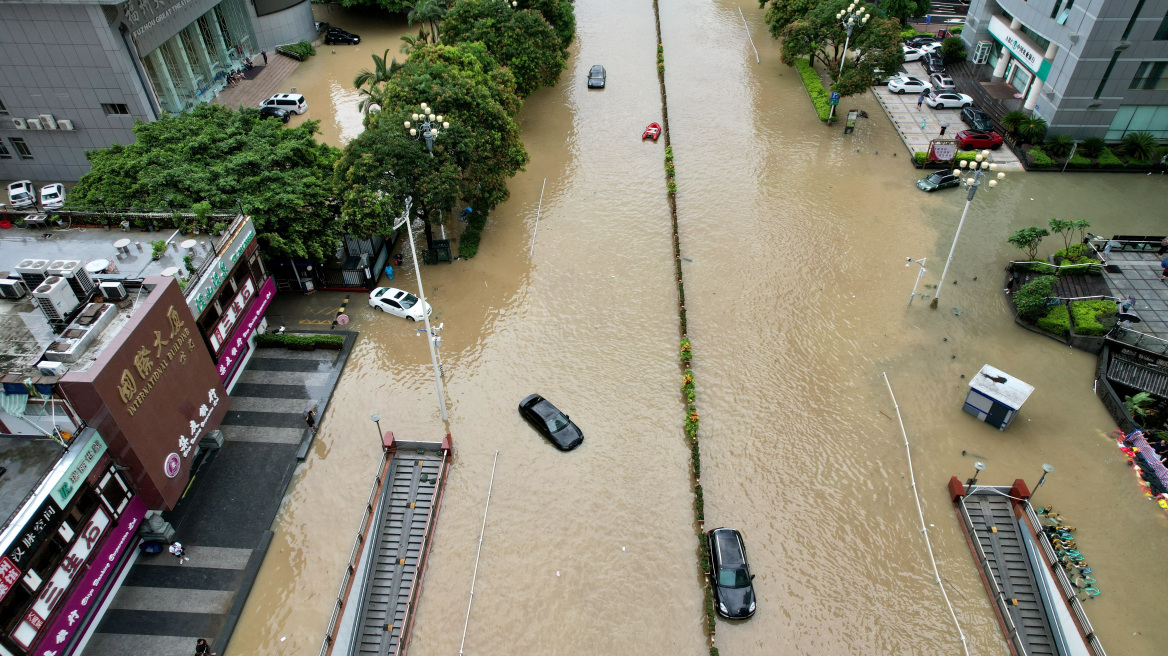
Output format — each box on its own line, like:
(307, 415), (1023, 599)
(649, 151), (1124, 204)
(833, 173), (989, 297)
(1121, 131), (1159, 161)
(354, 49), (396, 115)
(1044, 133), (1074, 158)
(407, 0), (447, 43)
(400, 29), (428, 55)
(337, 0), (409, 13)
(1007, 226), (1049, 261)
(778, 1), (903, 97)
(876, 0), (930, 25)
(760, 0), (820, 38)
(1017, 116), (1048, 143)
(940, 36), (965, 63)
(516, 0), (576, 48)
(68, 104), (341, 261)
(1048, 218), (1075, 252)
(442, 0), (567, 97)
(336, 43), (528, 239)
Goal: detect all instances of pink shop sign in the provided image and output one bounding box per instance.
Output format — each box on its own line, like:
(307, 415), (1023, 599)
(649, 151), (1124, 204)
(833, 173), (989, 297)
(217, 276), (274, 382)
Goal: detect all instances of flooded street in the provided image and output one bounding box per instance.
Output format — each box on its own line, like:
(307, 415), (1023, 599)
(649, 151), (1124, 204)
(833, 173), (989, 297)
(227, 2), (1168, 655)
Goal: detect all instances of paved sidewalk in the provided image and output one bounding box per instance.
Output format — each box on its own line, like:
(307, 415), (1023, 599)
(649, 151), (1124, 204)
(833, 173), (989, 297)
(1103, 251), (1168, 339)
(871, 61), (1023, 169)
(212, 53), (301, 111)
(81, 331), (356, 656)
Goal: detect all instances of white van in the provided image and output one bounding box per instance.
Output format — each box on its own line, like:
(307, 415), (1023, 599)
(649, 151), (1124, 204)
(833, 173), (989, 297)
(259, 93), (307, 115)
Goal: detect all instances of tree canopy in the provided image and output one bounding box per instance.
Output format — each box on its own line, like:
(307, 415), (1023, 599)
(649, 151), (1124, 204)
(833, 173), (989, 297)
(441, 0), (567, 97)
(776, 0), (903, 97)
(68, 104), (342, 261)
(335, 0), (409, 14)
(516, 0), (576, 49)
(760, 0), (820, 38)
(335, 43), (528, 236)
(875, 0), (931, 25)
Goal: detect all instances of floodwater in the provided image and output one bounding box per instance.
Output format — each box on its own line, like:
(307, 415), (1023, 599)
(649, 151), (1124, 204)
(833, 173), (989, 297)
(227, 1), (1168, 655)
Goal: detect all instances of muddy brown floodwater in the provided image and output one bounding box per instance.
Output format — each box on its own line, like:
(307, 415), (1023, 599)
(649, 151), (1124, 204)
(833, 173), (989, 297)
(227, 1), (1168, 655)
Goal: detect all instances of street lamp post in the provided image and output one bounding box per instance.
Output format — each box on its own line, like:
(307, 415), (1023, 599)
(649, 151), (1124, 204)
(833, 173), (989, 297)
(929, 150), (1006, 309)
(905, 257), (927, 306)
(966, 461), (986, 490)
(371, 413), (382, 440)
(404, 102), (450, 157)
(394, 197), (449, 422)
(828, 3), (871, 121)
(1033, 463), (1054, 500)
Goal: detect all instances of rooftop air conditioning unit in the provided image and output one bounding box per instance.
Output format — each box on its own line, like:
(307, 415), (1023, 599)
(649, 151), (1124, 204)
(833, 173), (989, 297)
(33, 276), (79, 322)
(0, 278), (29, 299)
(27, 118), (42, 130)
(48, 260), (94, 297)
(36, 361), (67, 377)
(99, 281), (126, 301)
(11, 117), (27, 130)
(15, 259), (50, 289)
(57, 119), (74, 131)
(38, 114), (56, 130)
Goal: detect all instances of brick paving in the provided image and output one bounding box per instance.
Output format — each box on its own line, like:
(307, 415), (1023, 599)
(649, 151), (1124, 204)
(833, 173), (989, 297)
(1103, 250), (1168, 340)
(212, 53), (302, 112)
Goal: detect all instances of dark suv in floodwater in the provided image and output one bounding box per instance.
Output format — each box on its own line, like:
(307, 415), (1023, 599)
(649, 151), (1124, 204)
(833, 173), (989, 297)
(707, 527), (756, 619)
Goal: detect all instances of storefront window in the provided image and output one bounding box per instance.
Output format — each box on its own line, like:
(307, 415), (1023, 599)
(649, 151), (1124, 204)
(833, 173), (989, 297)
(1010, 65), (1032, 94)
(1106, 105), (1168, 140)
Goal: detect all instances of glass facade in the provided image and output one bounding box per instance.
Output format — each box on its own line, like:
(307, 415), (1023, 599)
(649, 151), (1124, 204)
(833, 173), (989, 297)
(140, 0), (257, 114)
(1106, 105), (1168, 140)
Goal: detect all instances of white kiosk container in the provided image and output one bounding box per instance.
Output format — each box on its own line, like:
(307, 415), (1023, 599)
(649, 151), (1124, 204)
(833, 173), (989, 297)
(963, 364), (1034, 430)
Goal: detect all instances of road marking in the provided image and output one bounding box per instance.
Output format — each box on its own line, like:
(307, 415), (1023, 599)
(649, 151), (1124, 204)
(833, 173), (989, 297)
(299, 319), (332, 325)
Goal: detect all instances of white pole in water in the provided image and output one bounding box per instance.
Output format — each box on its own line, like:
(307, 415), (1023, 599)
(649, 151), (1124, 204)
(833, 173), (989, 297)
(906, 257), (927, 306)
(396, 197), (447, 422)
(739, 7), (759, 64)
(459, 450), (499, 656)
(529, 178), (547, 258)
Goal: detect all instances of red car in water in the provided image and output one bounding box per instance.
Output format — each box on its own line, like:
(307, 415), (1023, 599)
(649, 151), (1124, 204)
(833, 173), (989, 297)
(956, 130), (1004, 150)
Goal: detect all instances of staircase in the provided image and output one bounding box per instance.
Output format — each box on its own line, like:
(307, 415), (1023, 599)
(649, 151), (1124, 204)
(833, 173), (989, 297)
(352, 451), (444, 656)
(963, 493), (1057, 656)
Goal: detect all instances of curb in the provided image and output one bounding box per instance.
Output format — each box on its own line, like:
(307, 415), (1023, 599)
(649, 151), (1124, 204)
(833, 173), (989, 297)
(216, 529), (275, 655)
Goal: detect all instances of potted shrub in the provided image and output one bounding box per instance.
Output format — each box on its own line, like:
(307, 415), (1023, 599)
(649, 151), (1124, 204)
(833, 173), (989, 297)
(284, 334), (316, 351)
(150, 240), (168, 260)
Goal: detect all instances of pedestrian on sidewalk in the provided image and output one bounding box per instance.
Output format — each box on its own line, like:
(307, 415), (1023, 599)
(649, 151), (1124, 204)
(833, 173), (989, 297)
(261, 49), (268, 65)
(305, 409), (317, 433)
(917, 93), (925, 109)
(195, 638), (217, 656)
(169, 541), (189, 564)
(1158, 236), (1168, 256)
(1160, 256), (1168, 281)
(939, 122), (948, 136)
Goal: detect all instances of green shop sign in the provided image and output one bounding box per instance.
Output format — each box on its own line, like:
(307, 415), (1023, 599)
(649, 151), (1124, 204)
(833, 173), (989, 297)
(185, 219), (256, 315)
(51, 430), (108, 509)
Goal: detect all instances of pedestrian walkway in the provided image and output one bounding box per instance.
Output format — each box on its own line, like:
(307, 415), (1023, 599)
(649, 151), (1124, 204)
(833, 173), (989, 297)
(871, 61), (1022, 169)
(1103, 250), (1168, 339)
(212, 53), (301, 111)
(81, 331), (356, 656)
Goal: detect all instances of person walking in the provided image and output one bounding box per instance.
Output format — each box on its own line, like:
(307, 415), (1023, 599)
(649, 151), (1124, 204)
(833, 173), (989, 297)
(939, 122), (948, 136)
(261, 49), (268, 65)
(304, 409), (317, 433)
(169, 541), (189, 564)
(1158, 236), (1168, 256)
(195, 638), (217, 656)
(917, 93), (925, 110)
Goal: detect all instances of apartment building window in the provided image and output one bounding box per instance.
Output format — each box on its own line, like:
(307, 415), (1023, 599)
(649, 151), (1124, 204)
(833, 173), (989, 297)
(102, 103), (131, 115)
(1130, 62), (1168, 90)
(1156, 10), (1168, 40)
(9, 138), (32, 160)
(0, 141), (11, 159)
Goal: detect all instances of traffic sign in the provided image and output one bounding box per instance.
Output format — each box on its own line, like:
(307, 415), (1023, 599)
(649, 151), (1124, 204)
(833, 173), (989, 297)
(829, 91), (840, 106)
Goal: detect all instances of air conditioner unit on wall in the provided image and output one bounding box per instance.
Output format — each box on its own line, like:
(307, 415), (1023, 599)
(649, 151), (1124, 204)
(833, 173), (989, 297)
(0, 279), (29, 299)
(38, 114), (56, 130)
(57, 119), (74, 131)
(27, 118), (42, 130)
(12, 117), (27, 129)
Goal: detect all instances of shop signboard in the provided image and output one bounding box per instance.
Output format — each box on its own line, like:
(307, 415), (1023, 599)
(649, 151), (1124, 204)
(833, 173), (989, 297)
(50, 430), (107, 510)
(33, 497), (146, 656)
(987, 15), (1051, 81)
(218, 277), (275, 382)
(209, 277), (256, 355)
(60, 278), (229, 510)
(0, 556), (20, 604)
(10, 508), (110, 650)
(187, 219), (257, 316)
(120, 0), (224, 56)
(3, 498), (65, 572)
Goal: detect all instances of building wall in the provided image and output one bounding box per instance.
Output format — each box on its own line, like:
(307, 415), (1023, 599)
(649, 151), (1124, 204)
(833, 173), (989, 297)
(0, 3), (150, 182)
(963, 0), (1168, 140)
(250, 0), (317, 52)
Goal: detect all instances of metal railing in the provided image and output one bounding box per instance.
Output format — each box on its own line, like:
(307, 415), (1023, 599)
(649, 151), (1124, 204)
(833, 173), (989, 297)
(1009, 260), (1105, 276)
(1107, 330), (1168, 356)
(317, 450), (393, 656)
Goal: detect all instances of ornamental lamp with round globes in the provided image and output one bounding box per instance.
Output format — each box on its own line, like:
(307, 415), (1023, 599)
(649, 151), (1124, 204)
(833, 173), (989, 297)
(953, 168), (962, 176)
(988, 163), (998, 171)
(997, 171), (1006, 179)
(404, 120), (411, 129)
(981, 149), (991, 158)
(442, 121), (450, 129)
(989, 180), (998, 188)
(848, 16), (854, 24)
(863, 14), (870, 22)
(436, 115), (443, 122)
(410, 128), (417, 136)
(959, 160), (968, 168)
(412, 113), (419, 121)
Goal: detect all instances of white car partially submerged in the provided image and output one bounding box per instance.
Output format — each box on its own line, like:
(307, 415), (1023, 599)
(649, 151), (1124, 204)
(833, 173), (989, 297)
(369, 287), (432, 321)
(40, 184), (65, 210)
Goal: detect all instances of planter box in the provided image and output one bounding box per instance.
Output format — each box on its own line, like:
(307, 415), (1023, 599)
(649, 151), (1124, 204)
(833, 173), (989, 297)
(287, 344), (316, 351)
(315, 341), (342, 350)
(1069, 327), (1105, 354)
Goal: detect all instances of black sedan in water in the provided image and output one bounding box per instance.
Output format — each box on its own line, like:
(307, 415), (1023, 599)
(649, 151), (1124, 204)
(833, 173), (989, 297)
(325, 28), (360, 45)
(707, 527), (756, 619)
(518, 394), (583, 451)
(260, 106), (290, 123)
(587, 65), (606, 89)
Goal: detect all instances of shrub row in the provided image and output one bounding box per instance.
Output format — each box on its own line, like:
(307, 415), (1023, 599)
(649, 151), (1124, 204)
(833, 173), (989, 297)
(1070, 300), (1116, 336)
(458, 211), (488, 259)
(1036, 304), (1069, 336)
(795, 58), (833, 122)
(256, 332), (344, 348)
(277, 41), (315, 61)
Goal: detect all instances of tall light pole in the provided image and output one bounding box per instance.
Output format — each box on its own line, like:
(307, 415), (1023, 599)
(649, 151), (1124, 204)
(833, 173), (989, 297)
(828, 3), (870, 121)
(905, 257), (927, 306)
(394, 197), (448, 422)
(372, 413), (382, 440)
(930, 151), (1006, 309)
(404, 102), (449, 157)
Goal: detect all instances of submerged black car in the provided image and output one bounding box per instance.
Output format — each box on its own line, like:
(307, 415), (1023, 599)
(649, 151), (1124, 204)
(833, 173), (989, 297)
(260, 106), (290, 123)
(707, 527), (756, 619)
(325, 28), (360, 45)
(518, 394), (583, 451)
(587, 65), (606, 89)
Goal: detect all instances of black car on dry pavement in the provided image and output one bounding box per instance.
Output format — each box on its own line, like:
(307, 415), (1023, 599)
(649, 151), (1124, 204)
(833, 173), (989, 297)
(961, 106), (995, 132)
(518, 394), (583, 451)
(707, 527), (756, 619)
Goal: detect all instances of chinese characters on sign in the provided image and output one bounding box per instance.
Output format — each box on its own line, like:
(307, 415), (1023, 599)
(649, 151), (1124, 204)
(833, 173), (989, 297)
(119, 306), (195, 417)
(4, 501), (63, 573)
(10, 509), (110, 650)
(50, 431), (107, 510)
(217, 277), (275, 382)
(0, 556), (21, 604)
(171, 388), (222, 471)
(209, 277), (256, 354)
(189, 224), (255, 314)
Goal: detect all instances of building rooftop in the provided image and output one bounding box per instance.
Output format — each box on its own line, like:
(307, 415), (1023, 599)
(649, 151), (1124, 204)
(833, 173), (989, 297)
(0, 225), (216, 283)
(0, 436), (65, 531)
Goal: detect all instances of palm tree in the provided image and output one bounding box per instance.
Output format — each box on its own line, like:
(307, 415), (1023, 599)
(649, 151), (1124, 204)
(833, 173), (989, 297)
(406, 0), (447, 44)
(399, 29), (426, 55)
(354, 49), (393, 115)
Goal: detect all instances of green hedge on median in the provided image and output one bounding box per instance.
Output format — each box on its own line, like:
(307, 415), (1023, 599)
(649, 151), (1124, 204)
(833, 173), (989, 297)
(795, 57), (833, 122)
(1070, 300), (1116, 336)
(1036, 304), (1070, 336)
(458, 211), (488, 259)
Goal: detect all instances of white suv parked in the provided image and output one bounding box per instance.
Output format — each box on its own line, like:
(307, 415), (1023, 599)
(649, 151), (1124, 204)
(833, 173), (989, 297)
(6, 180), (35, 209)
(259, 93), (307, 115)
